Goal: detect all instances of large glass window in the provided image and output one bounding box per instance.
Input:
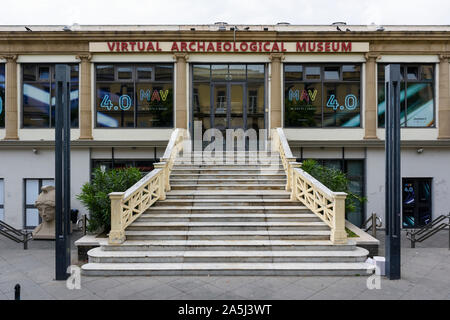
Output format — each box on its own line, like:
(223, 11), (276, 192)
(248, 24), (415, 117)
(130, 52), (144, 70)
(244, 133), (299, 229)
(192, 64), (266, 134)
(22, 64), (79, 128)
(377, 64), (435, 127)
(24, 179), (54, 229)
(0, 64), (4, 128)
(284, 64), (361, 128)
(95, 64), (174, 128)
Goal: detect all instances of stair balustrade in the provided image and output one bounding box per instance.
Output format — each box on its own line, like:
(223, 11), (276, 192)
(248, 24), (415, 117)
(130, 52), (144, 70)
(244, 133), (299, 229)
(272, 128), (348, 244)
(108, 128), (189, 244)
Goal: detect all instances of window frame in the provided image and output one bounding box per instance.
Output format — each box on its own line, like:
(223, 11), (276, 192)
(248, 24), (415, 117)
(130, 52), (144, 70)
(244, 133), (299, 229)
(23, 178), (54, 230)
(94, 63), (175, 129)
(377, 63), (436, 128)
(21, 63), (80, 129)
(283, 63), (362, 128)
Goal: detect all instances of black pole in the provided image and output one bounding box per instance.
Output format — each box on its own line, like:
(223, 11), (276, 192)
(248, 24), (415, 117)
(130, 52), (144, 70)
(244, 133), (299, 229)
(14, 284), (20, 300)
(385, 64), (401, 280)
(55, 65), (71, 280)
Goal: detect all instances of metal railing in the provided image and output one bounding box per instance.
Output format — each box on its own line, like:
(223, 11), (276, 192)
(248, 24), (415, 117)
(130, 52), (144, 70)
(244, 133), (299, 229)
(76, 214), (89, 235)
(0, 220), (33, 250)
(406, 214), (450, 249)
(363, 212), (383, 238)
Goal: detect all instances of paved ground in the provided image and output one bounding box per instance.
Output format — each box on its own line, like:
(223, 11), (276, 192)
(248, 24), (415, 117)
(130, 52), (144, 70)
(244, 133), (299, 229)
(0, 230), (449, 300)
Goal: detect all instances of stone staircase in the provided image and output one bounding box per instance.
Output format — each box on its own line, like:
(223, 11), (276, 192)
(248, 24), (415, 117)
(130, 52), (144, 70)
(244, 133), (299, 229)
(82, 152), (373, 276)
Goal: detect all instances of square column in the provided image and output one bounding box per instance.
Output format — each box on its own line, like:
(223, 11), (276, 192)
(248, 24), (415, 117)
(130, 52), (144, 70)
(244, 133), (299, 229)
(174, 53), (188, 129)
(364, 53), (380, 140)
(2, 55), (19, 140)
(77, 54), (93, 140)
(269, 53), (284, 130)
(438, 54), (450, 139)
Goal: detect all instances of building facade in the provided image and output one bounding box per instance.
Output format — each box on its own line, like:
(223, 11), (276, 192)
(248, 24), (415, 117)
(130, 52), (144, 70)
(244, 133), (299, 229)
(0, 24), (449, 230)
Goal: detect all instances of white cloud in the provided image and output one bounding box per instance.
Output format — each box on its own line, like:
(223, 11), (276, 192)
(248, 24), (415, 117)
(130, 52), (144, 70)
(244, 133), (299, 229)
(1, 0), (449, 25)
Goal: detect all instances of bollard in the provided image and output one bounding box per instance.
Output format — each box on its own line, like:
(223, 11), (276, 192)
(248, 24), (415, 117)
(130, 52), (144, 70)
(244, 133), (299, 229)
(14, 284), (20, 300)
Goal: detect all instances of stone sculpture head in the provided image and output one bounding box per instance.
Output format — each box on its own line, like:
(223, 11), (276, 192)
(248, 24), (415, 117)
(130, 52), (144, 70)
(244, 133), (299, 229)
(35, 185), (56, 222)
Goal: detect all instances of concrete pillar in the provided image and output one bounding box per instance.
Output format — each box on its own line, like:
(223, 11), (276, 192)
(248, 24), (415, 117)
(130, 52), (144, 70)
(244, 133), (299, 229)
(438, 54), (450, 139)
(77, 54), (93, 140)
(174, 53), (188, 129)
(269, 53), (283, 130)
(2, 55), (19, 140)
(364, 53), (380, 140)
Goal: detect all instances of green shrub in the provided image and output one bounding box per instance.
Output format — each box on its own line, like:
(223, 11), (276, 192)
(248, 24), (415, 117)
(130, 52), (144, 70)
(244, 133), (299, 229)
(77, 167), (142, 233)
(300, 159), (366, 214)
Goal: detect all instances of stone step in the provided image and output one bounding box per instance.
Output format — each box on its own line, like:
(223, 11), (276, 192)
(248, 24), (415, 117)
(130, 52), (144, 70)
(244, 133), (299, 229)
(137, 213), (322, 222)
(101, 239), (356, 251)
(170, 184), (286, 190)
(171, 169), (286, 175)
(170, 179), (287, 185)
(82, 261), (374, 276)
(170, 174), (287, 180)
(174, 164), (284, 170)
(87, 247), (369, 264)
(128, 221), (329, 231)
(153, 199), (300, 207)
(144, 206), (310, 215)
(165, 190), (291, 199)
(124, 230), (331, 240)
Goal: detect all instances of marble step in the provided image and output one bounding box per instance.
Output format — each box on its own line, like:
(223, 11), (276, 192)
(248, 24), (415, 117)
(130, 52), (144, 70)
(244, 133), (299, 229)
(128, 221), (329, 231)
(124, 230), (331, 240)
(153, 199), (300, 207)
(165, 190), (291, 199)
(137, 213), (322, 222)
(170, 184), (286, 190)
(101, 239), (356, 252)
(170, 179), (287, 185)
(87, 247), (369, 264)
(173, 165), (284, 170)
(82, 261), (375, 276)
(144, 206), (310, 214)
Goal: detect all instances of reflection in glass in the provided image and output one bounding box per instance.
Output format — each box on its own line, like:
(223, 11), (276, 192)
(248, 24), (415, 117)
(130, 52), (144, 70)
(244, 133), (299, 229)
(228, 65), (246, 81)
(137, 65), (153, 80)
(193, 83), (211, 131)
(342, 65), (360, 81)
(324, 66), (340, 80)
(117, 66), (133, 80)
(136, 83), (173, 127)
(247, 65), (265, 80)
(155, 65), (173, 81)
(284, 65), (302, 81)
(23, 82), (51, 127)
(211, 65), (228, 81)
(405, 83), (434, 127)
(96, 65), (114, 81)
(284, 82), (321, 127)
(247, 83), (265, 131)
(229, 84), (244, 129)
(323, 83), (360, 127)
(193, 65), (211, 81)
(304, 66), (321, 80)
(96, 83), (135, 127)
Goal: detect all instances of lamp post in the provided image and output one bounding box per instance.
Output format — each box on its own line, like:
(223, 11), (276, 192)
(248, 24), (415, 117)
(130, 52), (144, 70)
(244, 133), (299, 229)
(385, 64), (401, 280)
(55, 64), (71, 280)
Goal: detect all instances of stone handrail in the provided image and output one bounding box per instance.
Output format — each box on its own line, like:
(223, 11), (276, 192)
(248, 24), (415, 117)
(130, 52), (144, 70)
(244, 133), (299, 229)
(108, 128), (188, 244)
(272, 128), (348, 244)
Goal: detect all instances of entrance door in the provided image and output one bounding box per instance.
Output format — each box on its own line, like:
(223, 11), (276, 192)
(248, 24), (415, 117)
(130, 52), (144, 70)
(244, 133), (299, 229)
(402, 178), (432, 228)
(212, 82), (246, 136)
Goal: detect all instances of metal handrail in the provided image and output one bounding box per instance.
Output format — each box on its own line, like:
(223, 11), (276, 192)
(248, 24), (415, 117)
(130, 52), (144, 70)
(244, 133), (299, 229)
(0, 220), (33, 250)
(405, 213), (450, 249)
(363, 212), (383, 237)
(76, 214), (89, 235)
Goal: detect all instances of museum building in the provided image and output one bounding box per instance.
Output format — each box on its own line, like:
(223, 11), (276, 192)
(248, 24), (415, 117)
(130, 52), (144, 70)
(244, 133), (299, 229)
(0, 23), (449, 231)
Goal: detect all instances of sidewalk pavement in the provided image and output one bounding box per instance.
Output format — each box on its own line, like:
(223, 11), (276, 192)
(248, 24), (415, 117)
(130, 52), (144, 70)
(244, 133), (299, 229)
(0, 230), (449, 300)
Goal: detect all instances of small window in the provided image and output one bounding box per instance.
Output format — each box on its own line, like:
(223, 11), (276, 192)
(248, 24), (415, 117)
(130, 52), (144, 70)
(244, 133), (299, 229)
(23, 65), (36, 81)
(342, 65), (360, 81)
(193, 64), (210, 81)
(324, 66), (340, 80)
(137, 65), (153, 80)
(284, 65), (302, 81)
(304, 66), (321, 80)
(96, 65), (114, 81)
(117, 66), (133, 80)
(407, 66), (419, 81)
(155, 65), (174, 81)
(420, 65), (434, 81)
(38, 66), (50, 81)
(247, 64), (265, 81)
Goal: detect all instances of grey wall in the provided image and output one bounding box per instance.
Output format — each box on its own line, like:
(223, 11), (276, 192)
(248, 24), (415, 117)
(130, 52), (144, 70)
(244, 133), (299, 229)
(366, 147), (450, 225)
(0, 147), (90, 228)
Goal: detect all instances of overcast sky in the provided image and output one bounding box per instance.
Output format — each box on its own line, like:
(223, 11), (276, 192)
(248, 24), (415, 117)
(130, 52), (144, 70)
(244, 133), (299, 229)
(1, 0), (449, 26)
